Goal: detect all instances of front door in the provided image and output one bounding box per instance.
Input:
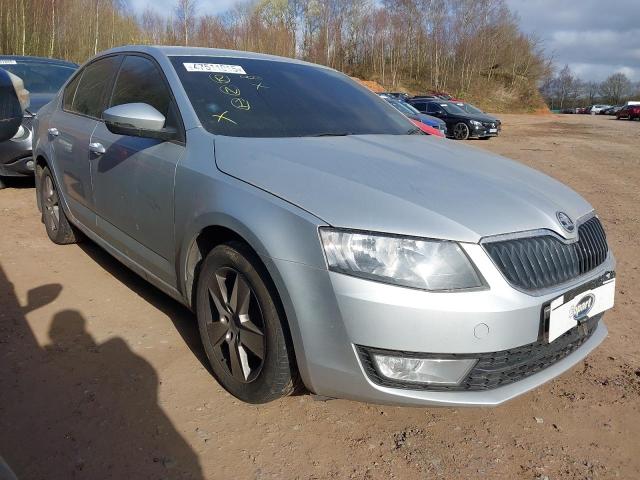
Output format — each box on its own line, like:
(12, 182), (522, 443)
(90, 55), (185, 286)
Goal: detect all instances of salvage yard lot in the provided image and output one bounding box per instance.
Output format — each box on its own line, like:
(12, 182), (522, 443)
(1, 114), (639, 479)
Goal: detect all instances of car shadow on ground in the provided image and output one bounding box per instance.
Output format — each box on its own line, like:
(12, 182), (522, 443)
(0, 176), (34, 189)
(77, 240), (211, 372)
(0, 263), (204, 479)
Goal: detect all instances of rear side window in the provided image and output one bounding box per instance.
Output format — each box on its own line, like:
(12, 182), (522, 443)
(413, 102), (426, 111)
(62, 73), (81, 110)
(110, 56), (170, 117)
(70, 56), (121, 118)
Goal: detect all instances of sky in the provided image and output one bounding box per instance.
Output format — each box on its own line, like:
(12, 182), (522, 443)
(130, 0), (640, 82)
(506, 0), (640, 82)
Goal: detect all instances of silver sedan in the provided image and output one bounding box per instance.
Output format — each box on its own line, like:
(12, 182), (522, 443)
(33, 46), (615, 405)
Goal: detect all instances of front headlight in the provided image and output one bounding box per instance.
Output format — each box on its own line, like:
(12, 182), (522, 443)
(470, 120), (482, 127)
(319, 228), (485, 291)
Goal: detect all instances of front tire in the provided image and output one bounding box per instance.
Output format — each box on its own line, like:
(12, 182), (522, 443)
(196, 241), (298, 403)
(453, 122), (470, 140)
(39, 167), (80, 244)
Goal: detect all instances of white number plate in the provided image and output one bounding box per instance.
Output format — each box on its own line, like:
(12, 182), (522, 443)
(548, 277), (615, 342)
(489, 128), (497, 133)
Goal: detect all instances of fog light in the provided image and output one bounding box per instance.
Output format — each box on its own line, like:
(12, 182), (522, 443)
(372, 354), (477, 385)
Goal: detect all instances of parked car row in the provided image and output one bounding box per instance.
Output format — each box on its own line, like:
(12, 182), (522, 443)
(379, 92), (502, 140)
(561, 103), (640, 120)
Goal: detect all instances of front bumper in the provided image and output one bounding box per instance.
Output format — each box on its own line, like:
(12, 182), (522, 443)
(470, 122), (500, 138)
(270, 244), (614, 407)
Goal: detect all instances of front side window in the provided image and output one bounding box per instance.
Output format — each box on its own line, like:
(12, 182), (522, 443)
(71, 56), (121, 118)
(169, 56), (412, 138)
(110, 55), (171, 117)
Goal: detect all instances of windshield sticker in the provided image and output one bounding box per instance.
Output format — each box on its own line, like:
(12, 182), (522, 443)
(209, 73), (230, 84)
(0, 59), (17, 64)
(440, 104), (448, 106)
(183, 63), (246, 74)
(231, 98), (251, 111)
(212, 111), (237, 125)
(220, 85), (241, 96)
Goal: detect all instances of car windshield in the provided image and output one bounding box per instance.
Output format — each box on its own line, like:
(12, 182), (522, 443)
(0, 60), (75, 94)
(170, 56), (412, 137)
(460, 103), (483, 114)
(438, 102), (467, 114)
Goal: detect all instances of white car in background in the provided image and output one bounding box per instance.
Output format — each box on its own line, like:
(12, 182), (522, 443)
(589, 104), (612, 114)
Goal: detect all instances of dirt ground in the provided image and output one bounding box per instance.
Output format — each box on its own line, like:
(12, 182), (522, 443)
(1, 114), (639, 480)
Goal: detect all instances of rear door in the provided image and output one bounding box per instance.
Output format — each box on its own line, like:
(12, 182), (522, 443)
(89, 54), (186, 286)
(50, 55), (121, 227)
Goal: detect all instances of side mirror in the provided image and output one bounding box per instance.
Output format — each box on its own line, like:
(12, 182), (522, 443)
(0, 69), (27, 142)
(103, 103), (176, 141)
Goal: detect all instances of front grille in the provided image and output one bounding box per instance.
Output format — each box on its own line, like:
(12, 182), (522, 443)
(357, 315), (600, 392)
(483, 216), (608, 291)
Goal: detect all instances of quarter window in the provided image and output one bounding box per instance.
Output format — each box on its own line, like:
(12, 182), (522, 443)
(62, 72), (81, 110)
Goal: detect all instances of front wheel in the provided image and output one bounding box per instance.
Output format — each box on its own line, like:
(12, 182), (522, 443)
(453, 122), (470, 140)
(196, 242), (299, 403)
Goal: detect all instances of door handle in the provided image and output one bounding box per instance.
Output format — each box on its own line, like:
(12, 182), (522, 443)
(89, 142), (105, 155)
(48, 128), (59, 137)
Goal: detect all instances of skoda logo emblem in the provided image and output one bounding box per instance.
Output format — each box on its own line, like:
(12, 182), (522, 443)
(571, 294), (595, 321)
(556, 211), (575, 233)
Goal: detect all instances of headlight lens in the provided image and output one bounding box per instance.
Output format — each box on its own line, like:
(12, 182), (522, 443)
(319, 228), (485, 291)
(470, 120), (482, 127)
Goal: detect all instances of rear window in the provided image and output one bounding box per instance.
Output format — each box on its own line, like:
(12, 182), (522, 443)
(169, 56), (411, 138)
(0, 60), (75, 94)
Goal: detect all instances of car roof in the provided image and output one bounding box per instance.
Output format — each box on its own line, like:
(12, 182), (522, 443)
(98, 45), (330, 70)
(0, 55), (77, 67)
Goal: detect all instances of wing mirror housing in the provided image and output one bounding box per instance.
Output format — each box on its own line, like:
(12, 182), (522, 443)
(103, 103), (176, 141)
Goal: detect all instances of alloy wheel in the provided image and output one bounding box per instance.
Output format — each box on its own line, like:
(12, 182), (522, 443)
(205, 267), (266, 383)
(454, 123), (469, 140)
(43, 175), (60, 233)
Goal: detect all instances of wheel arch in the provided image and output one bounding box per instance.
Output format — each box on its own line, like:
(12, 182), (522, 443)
(182, 220), (305, 388)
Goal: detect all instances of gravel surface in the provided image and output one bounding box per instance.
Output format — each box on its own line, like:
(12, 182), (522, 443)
(1, 114), (639, 479)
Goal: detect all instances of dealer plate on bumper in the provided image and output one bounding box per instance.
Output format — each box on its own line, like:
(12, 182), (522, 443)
(545, 272), (615, 342)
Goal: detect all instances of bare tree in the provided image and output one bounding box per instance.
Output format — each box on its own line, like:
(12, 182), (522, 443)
(175, 0), (197, 46)
(600, 72), (633, 105)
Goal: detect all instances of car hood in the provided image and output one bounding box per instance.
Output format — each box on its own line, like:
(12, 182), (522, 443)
(214, 134), (593, 243)
(25, 93), (55, 115)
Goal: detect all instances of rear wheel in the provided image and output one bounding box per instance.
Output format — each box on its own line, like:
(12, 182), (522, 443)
(196, 241), (298, 403)
(39, 167), (80, 244)
(453, 122), (470, 140)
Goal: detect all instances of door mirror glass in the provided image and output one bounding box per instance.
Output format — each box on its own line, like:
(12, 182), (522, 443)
(103, 103), (175, 140)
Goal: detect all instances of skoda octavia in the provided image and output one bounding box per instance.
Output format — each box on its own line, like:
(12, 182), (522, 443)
(33, 46), (615, 406)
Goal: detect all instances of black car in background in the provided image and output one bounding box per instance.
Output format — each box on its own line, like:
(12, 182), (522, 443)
(0, 56), (77, 188)
(407, 99), (501, 140)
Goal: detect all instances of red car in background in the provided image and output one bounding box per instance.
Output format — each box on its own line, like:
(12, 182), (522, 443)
(616, 104), (640, 120)
(411, 119), (445, 137)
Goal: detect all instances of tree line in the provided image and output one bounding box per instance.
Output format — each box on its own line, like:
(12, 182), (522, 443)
(0, 0), (550, 111)
(540, 65), (640, 110)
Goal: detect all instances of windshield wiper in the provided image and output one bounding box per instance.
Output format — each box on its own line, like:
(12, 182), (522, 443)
(305, 132), (353, 137)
